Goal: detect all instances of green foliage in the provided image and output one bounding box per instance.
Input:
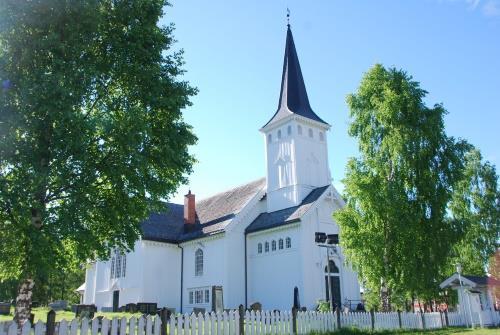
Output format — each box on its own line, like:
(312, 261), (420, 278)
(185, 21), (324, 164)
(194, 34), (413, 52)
(316, 300), (331, 312)
(335, 64), (472, 309)
(0, 0), (196, 303)
(445, 149), (499, 275)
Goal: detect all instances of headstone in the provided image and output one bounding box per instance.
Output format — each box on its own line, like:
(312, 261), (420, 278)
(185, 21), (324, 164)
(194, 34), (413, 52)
(74, 304), (97, 318)
(193, 307), (205, 315)
(137, 303), (157, 315)
(46, 310), (56, 335)
(126, 303), (137, 313)
(249, 302), (261, 311)
(211, 286), (224, 312)
(0, 302), (10, 315)
(293, 287), (300, 309)
(48, 300), (68, 311)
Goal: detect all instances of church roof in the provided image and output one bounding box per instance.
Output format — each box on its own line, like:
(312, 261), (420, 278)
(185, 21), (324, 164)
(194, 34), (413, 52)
(263, 26), (328, 128)
(245, 185), (330, 234)
(141, 178), (266, 243)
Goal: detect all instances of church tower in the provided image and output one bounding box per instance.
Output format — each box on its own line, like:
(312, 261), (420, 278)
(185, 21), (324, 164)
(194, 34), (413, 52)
(261, 25), (331, 212)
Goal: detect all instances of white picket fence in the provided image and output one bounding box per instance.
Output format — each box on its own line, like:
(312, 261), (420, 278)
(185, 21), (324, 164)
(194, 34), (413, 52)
(1, 309), (500, 335)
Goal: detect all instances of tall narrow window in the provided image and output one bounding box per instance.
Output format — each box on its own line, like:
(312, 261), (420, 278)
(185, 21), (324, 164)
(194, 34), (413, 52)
(265, 242), (269, 253)
(286, 237), (291, 248)
(258, 243), (262, 254)
(116, 253), (122, 278)
(319, 132), (324, 141)
(189, 291), (194, 304)
(205, 290), (210, 303)
(195, 249), (203, 276)
(298, 125), (302, 135)
(121, 254), (126, 277)
(308, 128), (313, 138)
(272, 240), (276, 251)
(110, 256), (115, 279)
(268, 134), (272, 143)
(277, 130), (282, 139)
(287, 125), (292, 135)
(279, 239), (284, 250)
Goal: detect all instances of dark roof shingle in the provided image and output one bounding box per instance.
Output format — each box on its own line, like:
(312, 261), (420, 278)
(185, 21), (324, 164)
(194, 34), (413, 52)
(245, 185), (329, 234)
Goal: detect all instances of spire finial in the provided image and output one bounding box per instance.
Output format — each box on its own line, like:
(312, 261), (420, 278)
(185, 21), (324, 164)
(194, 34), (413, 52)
(286, 8), (290, 27)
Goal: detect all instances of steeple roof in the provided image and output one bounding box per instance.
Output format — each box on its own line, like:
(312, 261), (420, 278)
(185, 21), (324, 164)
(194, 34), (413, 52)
(263, 25), (328, 128)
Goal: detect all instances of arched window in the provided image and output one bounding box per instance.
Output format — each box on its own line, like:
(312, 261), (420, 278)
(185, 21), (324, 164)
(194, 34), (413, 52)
(121, 254), (126, 277)
(286, 237), (291, 248)
(258, 243), (262, 254)
(195, 249), (203, 276)
(110, 256), (115, 279)
(279, 238), (284, 250)
(324, 260), (340, 273)
(268, 134), (272, 143)
(319, 132), (324, 141)
(265, 242), (270, 253)
(116, 253), (122, 278)
(287, 125), (292, 135)
(298, 125), (302, 135)
(271, 240), (276, 251)
(308, 128), (313, 138)
(277, 130), (282, 139)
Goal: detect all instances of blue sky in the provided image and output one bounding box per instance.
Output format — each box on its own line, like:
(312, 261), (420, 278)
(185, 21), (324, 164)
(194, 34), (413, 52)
(161, 0), (500, 203)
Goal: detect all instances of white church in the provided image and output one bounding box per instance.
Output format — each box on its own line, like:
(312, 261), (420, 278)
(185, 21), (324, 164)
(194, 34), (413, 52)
(82, 25), (361, 313)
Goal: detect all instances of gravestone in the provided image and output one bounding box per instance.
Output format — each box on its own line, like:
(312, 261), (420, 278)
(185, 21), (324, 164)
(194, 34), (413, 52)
(211, 286), (224, 312)
(249, 302), (261, 311)
(74, 304), (97, 318)
(48, 300), (67, 311)
(0, 302), (10, 315)
(137, 302), (157, 315)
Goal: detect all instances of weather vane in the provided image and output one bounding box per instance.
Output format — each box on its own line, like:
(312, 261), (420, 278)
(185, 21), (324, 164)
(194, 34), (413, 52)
(287, 8), (290, 27)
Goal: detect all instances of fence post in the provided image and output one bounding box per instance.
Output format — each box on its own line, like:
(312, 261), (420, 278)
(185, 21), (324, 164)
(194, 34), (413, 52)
(370, 310), (375, 331)
(292, 307), (297, 335)
(46, 310), (56, 335)
(159, 308), (169, 335)
(397, 310), (402, 329)
(335, 307), (341, 330)
(444, 310), (449, 327)
(420, 311), (426, 330)
(238, 305), (245, 335)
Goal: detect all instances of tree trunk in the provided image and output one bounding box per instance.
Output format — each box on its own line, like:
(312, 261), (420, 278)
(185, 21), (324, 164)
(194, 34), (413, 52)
(380, 281), (391, 312)
(14, 278), (35, 328)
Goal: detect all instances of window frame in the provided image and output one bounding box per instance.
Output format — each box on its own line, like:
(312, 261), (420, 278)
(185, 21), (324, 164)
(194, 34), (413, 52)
(258, 243), (262, 254)
(279, 238), (284, 250)
(195, 248), (204, 276)
(286, 237), (291, 248)
(271, 240), (276, 251)
(265, 242), (270, 253)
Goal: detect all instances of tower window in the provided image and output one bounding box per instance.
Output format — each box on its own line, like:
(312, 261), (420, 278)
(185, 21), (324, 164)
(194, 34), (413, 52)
(258, 243), (262, 254)
(272, 240), (276, 251)
(277, 130), (282, 139)
(195, 248), (203, 276)
(268, 134), (272, 143)
(265, 242), (269, 253)
(319, 132), (324, 141)
(286, 237), (291, 248)
(298, 125), (302, 135)
(279, 239), (284, 250)
(287, 125), (292, 135)
(309, 128), (313, 138)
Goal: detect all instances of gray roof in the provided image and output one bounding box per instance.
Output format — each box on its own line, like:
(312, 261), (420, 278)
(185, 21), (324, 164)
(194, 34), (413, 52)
(245, 185), (330, 234)
(141, 178), (266, 243)
(464, 275), (500, 286)
(263, 26), (328, 128)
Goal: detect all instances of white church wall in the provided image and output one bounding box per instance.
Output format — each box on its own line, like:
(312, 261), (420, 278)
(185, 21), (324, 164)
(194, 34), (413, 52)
(83, 262), (96, 305)
(181, 235), (227, 313)
(141, 241), (181, 311)
(247, 225), (303, 310)
(299, 189), (361, 310)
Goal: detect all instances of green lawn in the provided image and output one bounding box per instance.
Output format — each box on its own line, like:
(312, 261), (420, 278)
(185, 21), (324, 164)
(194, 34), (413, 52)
(317, 328), (499, 335)
(0, 307), (143, 323)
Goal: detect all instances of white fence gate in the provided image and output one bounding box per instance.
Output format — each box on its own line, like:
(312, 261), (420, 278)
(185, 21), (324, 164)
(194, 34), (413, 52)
(1, 309), (500, 335)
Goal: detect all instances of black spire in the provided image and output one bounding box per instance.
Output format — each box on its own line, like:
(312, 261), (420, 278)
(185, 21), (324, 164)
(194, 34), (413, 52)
(263, 25), (328, 128)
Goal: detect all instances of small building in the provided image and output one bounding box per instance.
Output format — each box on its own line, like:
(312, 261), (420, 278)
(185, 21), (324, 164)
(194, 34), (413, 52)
(440, 274), (500, 326)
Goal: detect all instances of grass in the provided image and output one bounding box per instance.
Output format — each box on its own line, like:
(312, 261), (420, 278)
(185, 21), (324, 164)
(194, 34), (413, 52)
(314, 328), (500, 335)
(0, 307), (144, 323)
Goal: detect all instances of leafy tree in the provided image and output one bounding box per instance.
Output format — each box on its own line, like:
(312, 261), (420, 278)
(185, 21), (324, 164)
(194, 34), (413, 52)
(334, 64), (469, 310)
(0, 0), (196, 325)
(445, 149), (499, 275)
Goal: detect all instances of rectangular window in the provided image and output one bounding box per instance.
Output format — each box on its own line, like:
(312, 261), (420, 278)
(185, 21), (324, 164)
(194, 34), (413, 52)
(189, 291), (193, 304)
(121, 254), (126, 277)
(110, 257), (115, 279)
(195, 290), (203, 304)
(116, 254), (122, 278)
(205, 289), (210, 303)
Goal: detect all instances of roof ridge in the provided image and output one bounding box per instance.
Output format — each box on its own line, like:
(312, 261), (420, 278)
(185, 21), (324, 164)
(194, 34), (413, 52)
(196, 177), (266, 204)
